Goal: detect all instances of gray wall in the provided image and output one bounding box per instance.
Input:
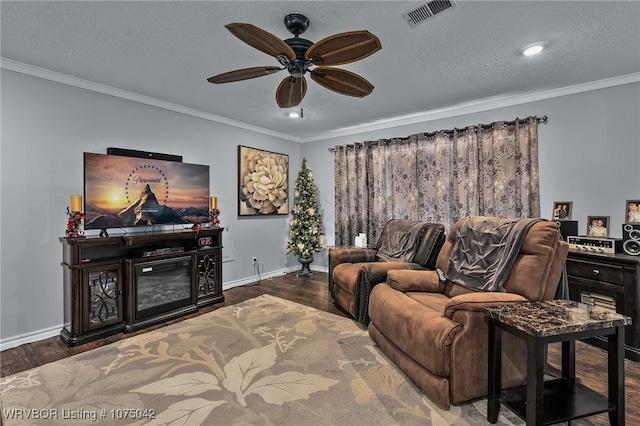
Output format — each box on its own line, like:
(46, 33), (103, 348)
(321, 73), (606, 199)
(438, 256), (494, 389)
(2, 68), (638, 348)
(302, 82), (640, 266)
(0, 69), (301, 347)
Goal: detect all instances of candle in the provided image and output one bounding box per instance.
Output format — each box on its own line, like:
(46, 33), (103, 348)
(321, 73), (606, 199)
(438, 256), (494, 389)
(70, 195), (83, 212)
(209, 196), (217, 209)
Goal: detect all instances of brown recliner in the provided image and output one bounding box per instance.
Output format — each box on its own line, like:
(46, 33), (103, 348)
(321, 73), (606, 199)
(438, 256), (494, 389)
(328, 219), (445, 325)
(367, 217), (569, 410)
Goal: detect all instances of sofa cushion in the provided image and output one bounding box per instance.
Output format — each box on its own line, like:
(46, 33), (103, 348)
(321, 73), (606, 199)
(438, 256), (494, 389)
(411, 223), (446, 268)
(437, 220), (562, 301)
(445, 217), (542, 292)
(387, 269), (444, 293)
(406, 292), (450, 314)
(376, 220), (428, 263)
(368, 284), (461, 378)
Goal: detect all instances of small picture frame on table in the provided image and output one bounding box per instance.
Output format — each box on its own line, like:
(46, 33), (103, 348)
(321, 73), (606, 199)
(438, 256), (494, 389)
(552, 201), (572, 220)
(586, 215), (610, 238)
(625, 199), (640, 224)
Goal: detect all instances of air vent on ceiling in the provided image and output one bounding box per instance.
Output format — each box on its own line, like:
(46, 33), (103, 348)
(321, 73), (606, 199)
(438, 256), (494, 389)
(402, 0), (457, 28)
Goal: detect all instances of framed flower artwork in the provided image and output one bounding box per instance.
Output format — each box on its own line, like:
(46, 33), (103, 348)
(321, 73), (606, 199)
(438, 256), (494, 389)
(238, 145), (289, 216)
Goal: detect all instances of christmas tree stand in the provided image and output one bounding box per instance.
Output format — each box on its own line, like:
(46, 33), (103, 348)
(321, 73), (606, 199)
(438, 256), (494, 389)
(297, 255), (314, 278)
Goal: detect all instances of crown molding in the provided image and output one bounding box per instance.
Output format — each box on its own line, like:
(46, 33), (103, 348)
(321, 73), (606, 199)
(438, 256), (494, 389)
(301, 72), (640, 143)
(0, 58), (300, 142)
(3, 58), (637, 144)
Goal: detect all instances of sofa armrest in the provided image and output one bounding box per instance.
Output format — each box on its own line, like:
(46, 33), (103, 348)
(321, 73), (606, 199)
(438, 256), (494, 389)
(443, 292), (528, 319)
(357, 262), (427, 325)
(386, 269), (444, 293)
(329, 247), (378, 267)
(328, 247), (378, 294)
(362, 262), (425, 286)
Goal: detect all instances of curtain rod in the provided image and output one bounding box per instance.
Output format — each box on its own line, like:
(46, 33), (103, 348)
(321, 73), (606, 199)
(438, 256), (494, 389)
(328, 115), (548, 152)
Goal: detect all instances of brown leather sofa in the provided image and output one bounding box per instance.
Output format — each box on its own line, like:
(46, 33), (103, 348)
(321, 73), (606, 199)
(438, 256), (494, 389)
(367, 217), (569, 409)
(328, 219), (445, 325)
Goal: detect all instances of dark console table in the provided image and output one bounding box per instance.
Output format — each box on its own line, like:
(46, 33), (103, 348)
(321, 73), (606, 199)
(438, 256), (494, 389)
(486, 300), (630, 426)
(566, 249), (640, 361)
(59, 227), (224, 346)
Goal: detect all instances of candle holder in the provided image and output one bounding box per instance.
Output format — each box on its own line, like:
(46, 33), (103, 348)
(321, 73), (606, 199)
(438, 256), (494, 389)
(66, 206), (86, 238)
(209, 208), (220, 227)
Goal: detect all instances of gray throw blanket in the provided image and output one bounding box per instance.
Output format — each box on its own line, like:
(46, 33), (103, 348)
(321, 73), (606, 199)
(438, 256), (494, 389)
(376, 220), (426, 263)
(445, 217), (542, 292)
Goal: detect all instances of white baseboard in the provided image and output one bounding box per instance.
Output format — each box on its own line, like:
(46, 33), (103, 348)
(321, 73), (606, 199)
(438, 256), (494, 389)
(222, 265), (328, 290)
(0, 325), (62, 352)
(222, 267), (295, 290)
(1, 267), (329, 351)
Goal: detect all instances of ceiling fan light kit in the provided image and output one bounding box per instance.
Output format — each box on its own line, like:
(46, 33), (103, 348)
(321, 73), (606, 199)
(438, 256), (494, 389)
(288, 109), (303, 119)
(207, 14), (381, 108)
(521, 42), (546, 56)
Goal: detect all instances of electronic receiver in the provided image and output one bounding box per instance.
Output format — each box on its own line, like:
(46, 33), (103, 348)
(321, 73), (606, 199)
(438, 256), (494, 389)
(567, 236), (623, 254)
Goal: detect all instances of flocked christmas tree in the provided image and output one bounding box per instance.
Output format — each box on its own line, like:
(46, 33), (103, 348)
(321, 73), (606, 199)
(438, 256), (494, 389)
(287, 158), (324, 277)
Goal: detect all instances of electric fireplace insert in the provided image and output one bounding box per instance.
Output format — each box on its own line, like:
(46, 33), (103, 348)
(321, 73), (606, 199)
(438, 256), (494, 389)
(132, 256), (194, 321)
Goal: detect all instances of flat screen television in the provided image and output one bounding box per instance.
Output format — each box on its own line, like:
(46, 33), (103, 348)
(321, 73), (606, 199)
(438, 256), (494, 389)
(83, 152), (210, 230)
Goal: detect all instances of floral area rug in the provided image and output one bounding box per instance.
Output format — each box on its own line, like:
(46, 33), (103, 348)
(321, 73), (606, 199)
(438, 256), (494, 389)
(0, 295), (524, 425)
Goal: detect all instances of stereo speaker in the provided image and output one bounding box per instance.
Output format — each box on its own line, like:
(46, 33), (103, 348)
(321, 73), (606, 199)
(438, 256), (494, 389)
(107, 147), (182, 162)
(622, 223), (640, 256)
(555, 220), (578, 241)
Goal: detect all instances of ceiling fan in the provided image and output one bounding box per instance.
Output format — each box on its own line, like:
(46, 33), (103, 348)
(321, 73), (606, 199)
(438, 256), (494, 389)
(207, 14), (382, 108)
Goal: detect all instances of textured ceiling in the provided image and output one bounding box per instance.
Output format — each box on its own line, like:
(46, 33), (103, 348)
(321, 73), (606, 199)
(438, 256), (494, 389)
(2, 1), (639, 141)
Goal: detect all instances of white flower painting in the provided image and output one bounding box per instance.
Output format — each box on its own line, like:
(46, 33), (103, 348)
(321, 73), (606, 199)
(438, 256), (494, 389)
(238, 146), (289, 216)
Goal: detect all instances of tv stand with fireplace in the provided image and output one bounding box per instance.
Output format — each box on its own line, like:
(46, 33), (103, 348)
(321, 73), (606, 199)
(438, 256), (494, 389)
(59, 227), (223, 346)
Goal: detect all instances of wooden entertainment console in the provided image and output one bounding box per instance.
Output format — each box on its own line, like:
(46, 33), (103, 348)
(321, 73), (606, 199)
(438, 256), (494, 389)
(59, 227), (224, 346)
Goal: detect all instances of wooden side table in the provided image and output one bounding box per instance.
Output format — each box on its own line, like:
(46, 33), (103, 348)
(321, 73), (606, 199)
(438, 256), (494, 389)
(485, 300), (631, 426)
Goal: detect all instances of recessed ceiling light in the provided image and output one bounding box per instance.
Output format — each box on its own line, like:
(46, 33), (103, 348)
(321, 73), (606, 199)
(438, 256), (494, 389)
(521, 43), (546, 56)
(288, 108), (304, 118)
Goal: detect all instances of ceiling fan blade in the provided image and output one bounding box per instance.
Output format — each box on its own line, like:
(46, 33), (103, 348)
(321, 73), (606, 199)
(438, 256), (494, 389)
(226, 23), (296, 60)
(276, 76), (307, 108)
(305, 30), (381, 66)
(207, 66), (282, 84)
(310, 67), (374, 98)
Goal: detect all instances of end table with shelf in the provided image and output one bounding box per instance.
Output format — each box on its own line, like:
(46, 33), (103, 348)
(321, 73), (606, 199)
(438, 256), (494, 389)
(486, 300), (631, 426)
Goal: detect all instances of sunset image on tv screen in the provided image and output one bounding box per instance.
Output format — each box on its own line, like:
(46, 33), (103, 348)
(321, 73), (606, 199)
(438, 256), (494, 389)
(83, 153), (210, 230)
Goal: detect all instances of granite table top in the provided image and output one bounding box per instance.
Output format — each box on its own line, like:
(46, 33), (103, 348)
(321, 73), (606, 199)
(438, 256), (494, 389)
(485, 300), (632, 338)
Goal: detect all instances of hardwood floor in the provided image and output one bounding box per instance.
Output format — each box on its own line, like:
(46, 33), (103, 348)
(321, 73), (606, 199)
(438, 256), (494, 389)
(1, 272), (638, 425)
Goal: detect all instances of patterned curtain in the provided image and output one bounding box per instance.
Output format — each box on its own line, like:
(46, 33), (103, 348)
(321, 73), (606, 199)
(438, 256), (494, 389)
(333, 116), (541, 246)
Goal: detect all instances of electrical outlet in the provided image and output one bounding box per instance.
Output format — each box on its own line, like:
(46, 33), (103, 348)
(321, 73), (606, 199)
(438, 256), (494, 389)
(252, 256), (258, 264)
